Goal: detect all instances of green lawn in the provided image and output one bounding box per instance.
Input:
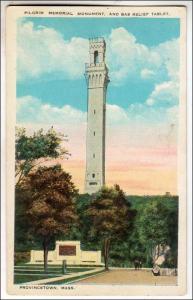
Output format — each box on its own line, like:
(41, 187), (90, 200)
(14, 274), (61, 284)
(14, 264), (95, 284)
(15, 267), (92, 274)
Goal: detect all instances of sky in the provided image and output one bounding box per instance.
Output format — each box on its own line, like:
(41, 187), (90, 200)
(16, 17), (180, 195)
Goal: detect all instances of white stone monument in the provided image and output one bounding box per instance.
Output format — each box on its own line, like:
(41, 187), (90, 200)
(30, 240), (103, 265)
(84, 38), (109, 194)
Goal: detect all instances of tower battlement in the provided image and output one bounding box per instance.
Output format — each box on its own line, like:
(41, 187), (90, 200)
(89, 37), (105, 43)
(89, 38), (106, 51)
(88, 37), (106, 66)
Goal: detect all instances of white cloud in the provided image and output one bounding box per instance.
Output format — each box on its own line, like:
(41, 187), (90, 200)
(105, 102), (178, 148)
(17, 95), (178, 152)
(140, 68), (155, 79)
(17, 22), (179, 87)
(107, 101), (178, 127)
(146, 80), (179, 106)
(17, 21), (89, 81)
(106, 104), (128, 124)
(146, 98), (155, 106)
(106, 28), (151, 83)
(17, 95), (86, 124)
(17, 95), (178, 128)
(106, 27), (179, 84)
(156, 39), (179, 80)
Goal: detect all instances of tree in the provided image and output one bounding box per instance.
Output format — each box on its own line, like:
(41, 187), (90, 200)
(137, 200), (172, 266)
(15, 127), (69, 187)
(164, 200), (178, 268)
(74, 194), (95, 250)
(15, 186), (35, 253)
(86, 185), (136, 270)
(22, 165), (78, 272)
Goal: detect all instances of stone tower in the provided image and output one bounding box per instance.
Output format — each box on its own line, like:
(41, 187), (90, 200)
(84, 37), (109, 194)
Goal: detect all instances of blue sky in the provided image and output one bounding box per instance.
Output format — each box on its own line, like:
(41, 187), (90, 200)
(25, 17), (179, 46)
(17, 17), (180, 112)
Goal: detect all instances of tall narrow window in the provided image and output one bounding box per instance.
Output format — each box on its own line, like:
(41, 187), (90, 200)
(94, 51), (99, 64)
(93, 154), (95, 158)
(93, 131), (95, 136)
(94, 109), (96, 114)
(92, 74), (94, 85)
(92, 173), (95, 178)
(99, 74), (102, 84)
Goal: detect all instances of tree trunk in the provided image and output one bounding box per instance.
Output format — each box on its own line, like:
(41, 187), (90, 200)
(107, 239), (110, 268)
(104, 238), (110, 271)
(43, 238), (49, 273)
(104, 239), (107, 270)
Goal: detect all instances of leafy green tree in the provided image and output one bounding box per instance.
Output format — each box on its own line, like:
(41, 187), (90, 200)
(74, 194), (97, 250)
(127, 229), (146, 266)
(21, 165), (78, 272)
(137, 200), (174, 265)
(15, 186), (36, 253)
(86, 185), (136, 270)
(72, 194), (178, 268)
(15, 127), (69, 186)
(164, 201), (178, 268)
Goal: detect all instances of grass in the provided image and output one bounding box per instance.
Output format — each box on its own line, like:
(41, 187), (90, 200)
(14, 274), (61, 284)
(15, 270), (64, 275)
(15, 267), (93, 273)
(15, 263), (102, 267)
(14, 264), (95, 284)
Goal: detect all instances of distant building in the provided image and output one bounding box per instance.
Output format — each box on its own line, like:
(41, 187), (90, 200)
(165, 192), (171, 196)
(84, 38), (110, 194)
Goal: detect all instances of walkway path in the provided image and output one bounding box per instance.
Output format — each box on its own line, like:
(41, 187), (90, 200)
(73, 269), (177, 285)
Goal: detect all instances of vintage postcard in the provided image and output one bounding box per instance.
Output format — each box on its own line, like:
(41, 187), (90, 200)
(5, 3), (187, 297)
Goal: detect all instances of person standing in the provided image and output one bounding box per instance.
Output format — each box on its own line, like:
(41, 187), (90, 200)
(134, 259), (139, 270)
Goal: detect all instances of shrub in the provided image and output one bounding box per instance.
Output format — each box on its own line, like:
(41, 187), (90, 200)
(14, 251), (30, 265)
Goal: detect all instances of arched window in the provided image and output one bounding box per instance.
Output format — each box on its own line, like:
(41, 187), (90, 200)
(94, 51), (99, 64)
(92, 74), (95, 85)
(99, 74), (102, 84)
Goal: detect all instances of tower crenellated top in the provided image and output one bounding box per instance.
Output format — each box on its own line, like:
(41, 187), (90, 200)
(89, 37), (106, 44)
(89, 37), (104, 41)
(89, 37), (106, 64)
(85, 37), (109, 88)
